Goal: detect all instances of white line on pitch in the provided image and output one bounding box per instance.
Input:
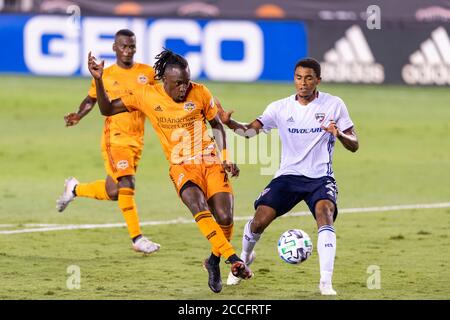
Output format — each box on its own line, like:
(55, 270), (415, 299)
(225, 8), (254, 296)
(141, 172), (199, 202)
(0, 202), (449, 235)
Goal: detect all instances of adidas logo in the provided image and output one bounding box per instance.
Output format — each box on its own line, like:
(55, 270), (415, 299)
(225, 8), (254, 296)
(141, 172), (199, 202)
(287, 116), (294, 122)
(154, 105), (163, 111)
(321, 25), (384, 83)
(112, 81), (120, 86)
(402, 26), (450, 85)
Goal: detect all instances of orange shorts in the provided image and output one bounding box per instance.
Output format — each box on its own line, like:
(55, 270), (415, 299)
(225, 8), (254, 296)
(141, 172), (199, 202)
(101, 145), (142, 182)
(169, 161), (233, 200)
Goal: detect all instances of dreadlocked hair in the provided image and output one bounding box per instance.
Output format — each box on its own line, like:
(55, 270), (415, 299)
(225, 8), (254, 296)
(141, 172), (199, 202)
(153, 48), (188, 80)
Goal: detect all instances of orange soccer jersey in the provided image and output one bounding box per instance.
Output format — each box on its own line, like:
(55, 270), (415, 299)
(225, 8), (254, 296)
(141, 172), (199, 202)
(121, 82), (232, 198)
(89, 63), (155, 149)
(88, 63), (156, 180)
(121, 82), (218, 164)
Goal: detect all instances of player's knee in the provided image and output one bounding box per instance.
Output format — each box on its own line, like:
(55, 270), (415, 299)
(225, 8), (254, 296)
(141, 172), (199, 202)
(107, 190), (118, 201)
(117, 175), (135, 189)
(214, 209), (233, 226)
(315, 200), (335, 223)
(105, 182), (118, 200)
(251, 216), (270, 234)
(251, 206), (276, 234)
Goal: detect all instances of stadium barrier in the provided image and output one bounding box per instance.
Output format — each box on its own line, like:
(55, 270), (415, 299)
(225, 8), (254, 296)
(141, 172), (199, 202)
(0, 14), (449, 85)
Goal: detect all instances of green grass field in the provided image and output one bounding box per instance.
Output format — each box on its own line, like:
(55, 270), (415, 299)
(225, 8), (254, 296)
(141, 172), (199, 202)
(0, 76), (449, 300)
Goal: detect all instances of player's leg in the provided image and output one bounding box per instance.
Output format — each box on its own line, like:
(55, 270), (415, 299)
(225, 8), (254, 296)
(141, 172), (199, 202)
(305, 176), (338, 295)
(206, 165), (235, 260)
(243, 176), (301, 261)
(205, 164), (234, 239)
(208, 192), (234, 242)
(228, 176), (300, 285)
(110, 146), (159, 254)
(207, 192), (234, 265)
(170, 163), (252, 293)
(181, 182), (224, 293)
(105, 175), (118, 200)
(242, 205), (277, 262)
(315, 199), (337, 295)
(56, 176), (112, 212)
(59, 146), (119, 209)
(180, 182), (252, 292)
(56, 146), (120, 212)
(117, 175), (160, 254)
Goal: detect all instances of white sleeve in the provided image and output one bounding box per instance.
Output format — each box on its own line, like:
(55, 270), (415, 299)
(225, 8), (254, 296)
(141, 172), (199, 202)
(336, 98), (354, 132)
(256, 102), (278, 132)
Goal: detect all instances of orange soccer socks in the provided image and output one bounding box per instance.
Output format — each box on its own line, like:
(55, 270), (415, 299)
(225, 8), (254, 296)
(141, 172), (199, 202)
(194, 211), (236, 260)
(211, 223), (234, 257)
(75, 180), (110, 200)
(118, 188), (142, 240)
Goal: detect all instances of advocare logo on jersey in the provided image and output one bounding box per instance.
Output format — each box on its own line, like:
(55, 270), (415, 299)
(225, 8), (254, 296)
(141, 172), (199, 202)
(402, 27), (450, 85)
(321, 25), (384, 84)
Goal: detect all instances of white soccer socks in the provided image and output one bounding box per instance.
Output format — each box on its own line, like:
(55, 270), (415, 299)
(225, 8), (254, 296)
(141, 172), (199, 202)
(241, 219), (261, 263)
(317, 225), (337, 295)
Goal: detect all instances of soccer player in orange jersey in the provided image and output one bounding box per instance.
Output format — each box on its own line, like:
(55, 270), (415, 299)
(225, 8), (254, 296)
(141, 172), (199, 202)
(87, 49), (253, 293)
(56, 29), (161, 254)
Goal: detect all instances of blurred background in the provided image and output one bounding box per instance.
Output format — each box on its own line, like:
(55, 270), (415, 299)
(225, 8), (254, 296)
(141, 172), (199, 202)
(0, 0), (449, 85)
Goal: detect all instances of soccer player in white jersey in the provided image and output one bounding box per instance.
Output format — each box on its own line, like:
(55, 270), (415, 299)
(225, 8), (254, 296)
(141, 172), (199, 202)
(217, 58), (359, 295)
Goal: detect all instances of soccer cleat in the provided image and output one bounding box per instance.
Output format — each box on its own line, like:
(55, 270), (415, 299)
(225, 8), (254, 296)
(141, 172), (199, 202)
(56, 177), (79, 212)
(203, 258), (222, 293)
(230, 260), (253, 280)
(132, 236), (161, 254)
(319, 282), (337, 296)
(227, 251), (256, 285)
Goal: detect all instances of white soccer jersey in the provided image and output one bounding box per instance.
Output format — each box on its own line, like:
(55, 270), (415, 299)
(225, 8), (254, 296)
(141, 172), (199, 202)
(257, 91), (354, 179)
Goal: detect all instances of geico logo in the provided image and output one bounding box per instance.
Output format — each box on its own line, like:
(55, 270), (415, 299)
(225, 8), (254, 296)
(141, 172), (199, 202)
(402, 64), (450, 85)
(23, 16), (264, 81)
(321, 62), (385, 83)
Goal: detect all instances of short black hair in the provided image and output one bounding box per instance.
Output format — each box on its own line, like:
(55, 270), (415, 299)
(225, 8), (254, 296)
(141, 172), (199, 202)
(153, 48), (189, 80)
(295, 58), (321, 78)
(115, 29), (135, 38)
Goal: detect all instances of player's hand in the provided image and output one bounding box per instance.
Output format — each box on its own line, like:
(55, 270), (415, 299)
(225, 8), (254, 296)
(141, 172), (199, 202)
(214, 97), (233, 125)
(64, 112), (81, 126)
(223, 161), (240, 178)
(87, 51), (104, 79)
(321, 120), (340, 137)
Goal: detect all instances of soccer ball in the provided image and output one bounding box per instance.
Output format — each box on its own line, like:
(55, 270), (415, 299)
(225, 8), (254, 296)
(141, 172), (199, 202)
(277, 229), (313, 264)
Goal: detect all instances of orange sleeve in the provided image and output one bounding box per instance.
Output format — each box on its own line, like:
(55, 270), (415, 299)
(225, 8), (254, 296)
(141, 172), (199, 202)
(87, 78), (96, 98)
(120, 87), (144, 112)
(146, 66), (156, 85)
(202, 86), (218, 121)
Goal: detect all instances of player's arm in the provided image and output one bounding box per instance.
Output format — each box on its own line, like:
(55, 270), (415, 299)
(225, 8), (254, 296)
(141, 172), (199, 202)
(321, 121), (359, 152)
(209, 115), (240, 177)
(215, 97), (263, 138)
(87, 52), (128, 116)
(64, 95), (97, 126)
